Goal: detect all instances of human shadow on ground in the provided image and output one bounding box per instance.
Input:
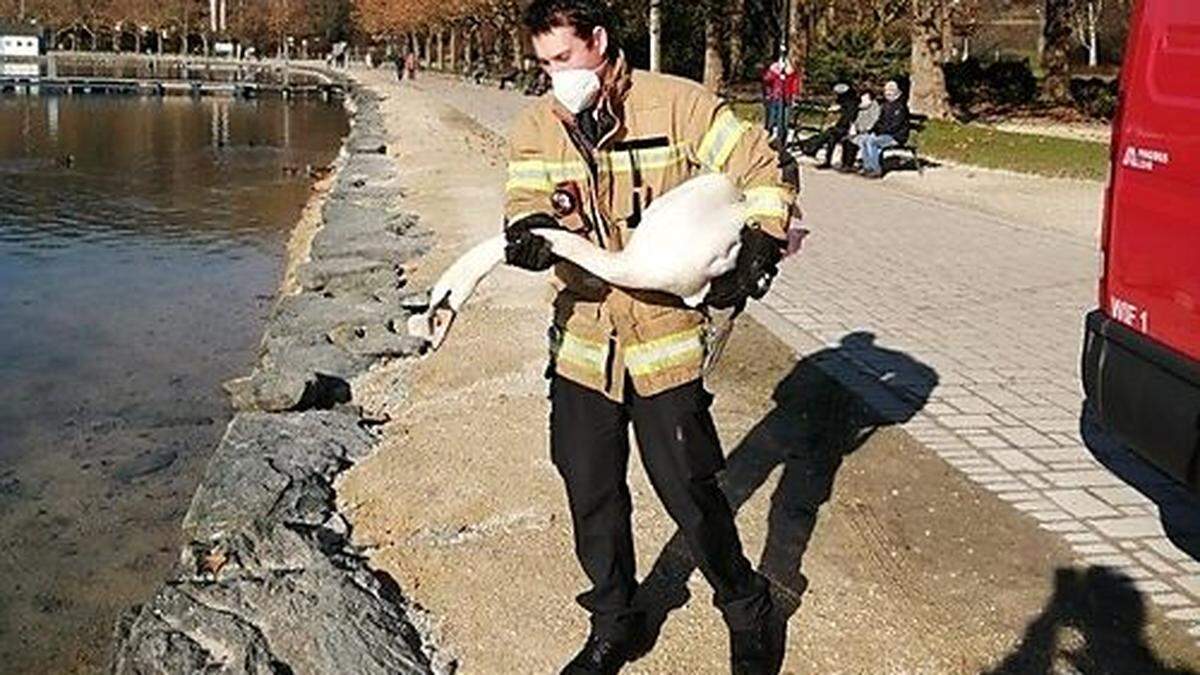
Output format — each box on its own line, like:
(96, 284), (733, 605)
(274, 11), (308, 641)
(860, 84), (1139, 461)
(631, 331), (938, 670)
(1079, 402), (1200, 560)
(985, 566), (1198, 675)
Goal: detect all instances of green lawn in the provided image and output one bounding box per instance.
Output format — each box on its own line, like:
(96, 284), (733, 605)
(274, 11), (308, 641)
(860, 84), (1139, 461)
(919, 120), (1110, 181)
(730, 101), (1111, 182)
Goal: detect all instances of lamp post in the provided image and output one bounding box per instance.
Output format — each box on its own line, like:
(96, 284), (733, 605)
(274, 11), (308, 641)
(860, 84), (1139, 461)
(778, 0), (792, 156)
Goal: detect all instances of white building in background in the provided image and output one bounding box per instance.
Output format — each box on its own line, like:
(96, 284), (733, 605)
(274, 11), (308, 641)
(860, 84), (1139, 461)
(0, 26), (41, 58)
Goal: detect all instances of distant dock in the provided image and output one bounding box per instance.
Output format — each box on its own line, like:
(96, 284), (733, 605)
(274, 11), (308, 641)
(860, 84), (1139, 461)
(0, 52), (347, 99)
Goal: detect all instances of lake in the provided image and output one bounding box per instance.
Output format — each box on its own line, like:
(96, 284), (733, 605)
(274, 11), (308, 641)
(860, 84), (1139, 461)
(0, 93), (348, 673)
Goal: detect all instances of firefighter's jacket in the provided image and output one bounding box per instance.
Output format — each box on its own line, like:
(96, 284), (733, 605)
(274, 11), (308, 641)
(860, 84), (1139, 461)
(505, 53), (796, 401)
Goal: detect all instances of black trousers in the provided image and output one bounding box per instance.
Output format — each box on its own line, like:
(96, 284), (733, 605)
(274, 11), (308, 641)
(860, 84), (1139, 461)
(549, 376), (769, 641)
(803, 125), (850, 164)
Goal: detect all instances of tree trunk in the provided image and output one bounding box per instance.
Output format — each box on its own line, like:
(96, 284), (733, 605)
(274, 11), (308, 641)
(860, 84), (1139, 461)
(511, 25), (522, 68)
(426, 31), (434, 64)
(449, 27), (458, 72)
(649, 0), (662, 72)
(909, 0), (953, 119)
(1042, 0), (1073, 103)
(702, 12), (723, 92)
(437, 30), (444, 69)
(727, 0), (745, 83)
(787, 0), (807, 83)
(1087, 1), (1099, 67)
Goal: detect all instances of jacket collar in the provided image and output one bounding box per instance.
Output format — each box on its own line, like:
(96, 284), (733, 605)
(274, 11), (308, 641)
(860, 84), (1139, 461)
(550, 51), (631, 150)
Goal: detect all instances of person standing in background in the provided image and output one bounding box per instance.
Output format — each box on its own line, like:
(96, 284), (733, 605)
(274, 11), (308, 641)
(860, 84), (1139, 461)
(762, 57), (800, 146)
(405, 51), (418, 80)
(761, 59), (785, 142)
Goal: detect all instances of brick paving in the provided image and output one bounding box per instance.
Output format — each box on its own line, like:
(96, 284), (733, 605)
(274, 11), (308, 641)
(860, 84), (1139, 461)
(411, 72), (1200, 644)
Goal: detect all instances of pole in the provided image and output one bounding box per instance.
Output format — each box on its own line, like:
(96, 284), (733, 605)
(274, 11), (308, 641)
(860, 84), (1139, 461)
(649, 0), (661, 72)
(779, 0), (792, 152)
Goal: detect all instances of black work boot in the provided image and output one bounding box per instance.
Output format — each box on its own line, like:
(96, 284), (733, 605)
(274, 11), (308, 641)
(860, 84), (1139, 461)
(729, 596), (776, 675)
(559, 634), (633, 675)
(561, 613), (649, 675)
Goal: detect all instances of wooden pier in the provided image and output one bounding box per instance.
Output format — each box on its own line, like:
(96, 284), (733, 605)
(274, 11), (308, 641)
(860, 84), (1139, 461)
(0, 54), (347, 99)
(0, 75), (345, 99)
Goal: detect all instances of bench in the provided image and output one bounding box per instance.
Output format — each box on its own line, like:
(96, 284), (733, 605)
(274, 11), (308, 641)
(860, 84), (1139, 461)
(879, 112), (929, 176)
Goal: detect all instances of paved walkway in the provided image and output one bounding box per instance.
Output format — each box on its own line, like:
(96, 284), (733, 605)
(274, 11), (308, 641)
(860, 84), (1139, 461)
(412, 73), (1200, 645)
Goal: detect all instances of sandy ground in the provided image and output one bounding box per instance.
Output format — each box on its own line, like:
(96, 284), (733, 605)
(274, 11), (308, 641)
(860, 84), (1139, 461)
(338, 69), (1200, 674)
(281, 172), (336, 296)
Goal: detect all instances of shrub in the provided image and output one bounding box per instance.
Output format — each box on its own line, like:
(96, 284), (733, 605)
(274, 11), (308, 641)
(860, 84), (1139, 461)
(1070, 76), (1119, 120)
(945, 57), (1038, 110)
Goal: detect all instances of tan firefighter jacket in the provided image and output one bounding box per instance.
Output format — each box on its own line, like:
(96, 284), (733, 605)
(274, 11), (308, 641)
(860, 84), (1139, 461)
(505, 53), (796, 401)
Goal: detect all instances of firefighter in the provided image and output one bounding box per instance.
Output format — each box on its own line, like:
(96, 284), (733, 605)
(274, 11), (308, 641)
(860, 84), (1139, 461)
(504, 1), (797, 673)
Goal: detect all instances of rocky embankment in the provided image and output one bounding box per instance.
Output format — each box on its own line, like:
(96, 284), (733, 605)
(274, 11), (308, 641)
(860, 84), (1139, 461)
(110, 85), (440, 673)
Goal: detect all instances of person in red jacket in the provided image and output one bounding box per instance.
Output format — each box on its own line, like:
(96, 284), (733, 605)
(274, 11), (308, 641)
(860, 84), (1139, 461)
(761, 56), (801, 145)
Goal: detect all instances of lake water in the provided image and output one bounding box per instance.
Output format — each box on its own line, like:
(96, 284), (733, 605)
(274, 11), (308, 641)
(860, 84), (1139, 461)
(0, 94), (348, 673)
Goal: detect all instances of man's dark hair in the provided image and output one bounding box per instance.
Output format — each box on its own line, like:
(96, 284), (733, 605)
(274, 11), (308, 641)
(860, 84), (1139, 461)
(523, 0), (620, 58)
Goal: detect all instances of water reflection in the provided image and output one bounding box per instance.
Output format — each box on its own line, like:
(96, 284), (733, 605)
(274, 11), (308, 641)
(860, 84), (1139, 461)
(0, 94), (347, 673)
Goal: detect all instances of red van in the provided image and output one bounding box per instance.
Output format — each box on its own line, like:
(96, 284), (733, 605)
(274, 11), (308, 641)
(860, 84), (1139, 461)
(1083, 0), (1200, 492)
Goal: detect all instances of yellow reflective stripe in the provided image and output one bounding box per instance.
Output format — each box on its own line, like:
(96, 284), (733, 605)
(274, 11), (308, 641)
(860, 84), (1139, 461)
(554, 331), (608, 373)
(506, 159), (589, 193)
(697, 109), (748, 171)
(744, 186), (792, 221)
(625, 328), (704, 377)
(601, 145), (690, 174)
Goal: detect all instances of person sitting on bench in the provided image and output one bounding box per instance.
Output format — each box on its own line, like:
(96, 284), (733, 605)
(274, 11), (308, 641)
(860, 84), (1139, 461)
(838, 90), (881, 172)
(799, 82), (857, 169)
(858, 80), (910, 179)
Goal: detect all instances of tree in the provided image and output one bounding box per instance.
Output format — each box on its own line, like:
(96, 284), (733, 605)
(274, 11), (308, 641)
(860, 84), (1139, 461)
(786, 0), (808, 81)
(726, 0), (746, 83)
(909, 0), (953, 118)
(1042, 0), (1073, 103)
(1071, 0), (1102, 67)
(648, 0), (661, 72)
(702, 2), (723, 92)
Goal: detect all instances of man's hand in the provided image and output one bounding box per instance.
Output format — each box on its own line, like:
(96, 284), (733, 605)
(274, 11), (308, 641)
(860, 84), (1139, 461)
(504, 213), (559, 272)
(705, 227), (785, 309)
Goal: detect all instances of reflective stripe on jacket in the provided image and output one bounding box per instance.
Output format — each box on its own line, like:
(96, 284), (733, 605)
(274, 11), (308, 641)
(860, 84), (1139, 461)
(507, 53), (796, 401)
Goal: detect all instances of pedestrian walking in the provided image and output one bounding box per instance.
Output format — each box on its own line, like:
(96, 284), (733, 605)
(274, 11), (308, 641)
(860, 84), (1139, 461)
(405, 51), (418, 80)
(504, 1), (798, 673)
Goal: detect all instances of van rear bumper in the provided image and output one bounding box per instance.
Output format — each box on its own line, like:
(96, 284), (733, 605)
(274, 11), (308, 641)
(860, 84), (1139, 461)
(1082, 310), (1200, 492)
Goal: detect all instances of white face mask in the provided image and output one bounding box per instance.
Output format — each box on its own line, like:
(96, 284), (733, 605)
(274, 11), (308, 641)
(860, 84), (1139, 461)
(551, 67), (602, 114)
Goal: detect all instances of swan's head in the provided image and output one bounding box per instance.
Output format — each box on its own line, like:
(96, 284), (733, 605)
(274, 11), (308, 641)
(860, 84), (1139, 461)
(405, 285), (457, 350)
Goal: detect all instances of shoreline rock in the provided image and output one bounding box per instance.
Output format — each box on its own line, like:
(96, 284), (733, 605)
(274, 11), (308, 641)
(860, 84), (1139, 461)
(111, 78), (443, 674)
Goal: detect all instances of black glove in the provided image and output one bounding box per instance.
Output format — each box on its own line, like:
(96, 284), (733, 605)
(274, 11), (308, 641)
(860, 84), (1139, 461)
(705, 227), (785, 309)
(504, 213), (559, 272)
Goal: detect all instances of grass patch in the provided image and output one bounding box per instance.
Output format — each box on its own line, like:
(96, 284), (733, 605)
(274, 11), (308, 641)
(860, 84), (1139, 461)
(730, 101), (1110, 181)
(919, 120), (1110, 181)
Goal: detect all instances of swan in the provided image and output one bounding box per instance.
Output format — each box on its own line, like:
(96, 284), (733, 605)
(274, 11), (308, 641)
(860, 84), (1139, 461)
(408, 172), (747, 350)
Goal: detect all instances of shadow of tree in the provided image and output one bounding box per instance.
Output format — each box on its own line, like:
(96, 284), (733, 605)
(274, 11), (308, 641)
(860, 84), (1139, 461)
(1079, 402), (1200, 560)
(631, 331), (938, 670)
(985, 566), (1198, 675)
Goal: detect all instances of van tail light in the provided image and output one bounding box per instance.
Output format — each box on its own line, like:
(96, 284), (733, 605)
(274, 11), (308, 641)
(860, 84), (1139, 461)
(1098, 92), (1126, 315)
